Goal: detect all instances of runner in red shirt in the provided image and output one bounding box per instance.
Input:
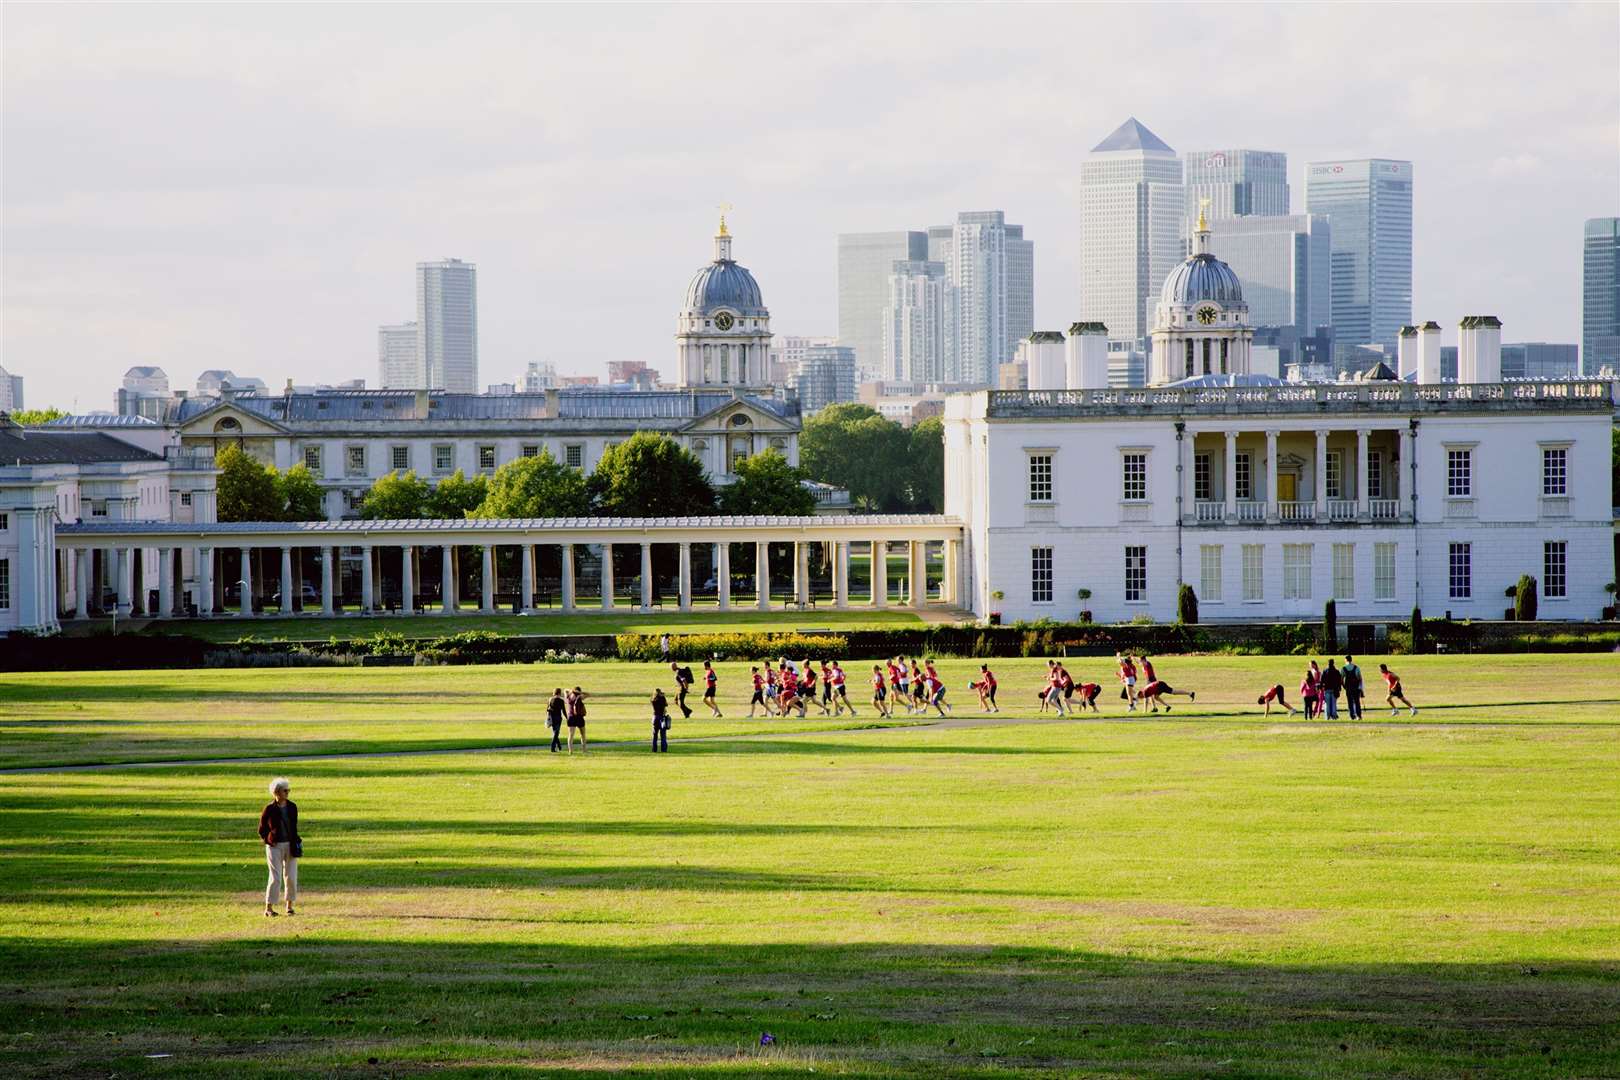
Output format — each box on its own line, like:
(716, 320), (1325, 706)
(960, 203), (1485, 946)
(973, 664), (999, 713)
(1138, 678), (1195, 713)
(1378, 664), (1416, 716)
(778, 669), (801, 716)
(799, 662), (826, 715)
(1075, 681), (1102, 713)
(1042, 660), (1067, 715)
(871, 665), (890, 717)
(1116, 651), (1138, 711)
(701, 660), (723, 718)
(830, 661), (854, 716)
(1257, 683), (1298, 716)
(748, 666), (766, 717)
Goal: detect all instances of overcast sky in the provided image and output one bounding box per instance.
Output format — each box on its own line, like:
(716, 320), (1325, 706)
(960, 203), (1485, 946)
(4, 2), (1617, 409)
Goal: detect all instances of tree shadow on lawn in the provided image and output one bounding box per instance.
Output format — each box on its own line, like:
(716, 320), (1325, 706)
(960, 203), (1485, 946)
(0, 937), (1614, 1078)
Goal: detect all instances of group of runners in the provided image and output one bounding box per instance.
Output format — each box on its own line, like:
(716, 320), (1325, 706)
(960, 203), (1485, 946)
(1257, 656), (1416, 718)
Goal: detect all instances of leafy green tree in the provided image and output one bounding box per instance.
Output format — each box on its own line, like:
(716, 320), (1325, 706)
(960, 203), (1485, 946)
(215, 444), (282, 522)
(588, 432), (716, 516)
(425, 469), (488, 519)
(905, 416), (945, 512)
(10, 408), (66, 425)
(276, 464), (326, 521)
(473, 451), (590, 518)
(720, 448), (816, 515)
(800, 403), (911, 511)
(358, 470), (433, 519)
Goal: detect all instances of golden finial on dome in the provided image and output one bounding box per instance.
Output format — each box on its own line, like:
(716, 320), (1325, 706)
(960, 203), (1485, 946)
(716, 202), (733, 237)
(1196, 196), (1211, 233)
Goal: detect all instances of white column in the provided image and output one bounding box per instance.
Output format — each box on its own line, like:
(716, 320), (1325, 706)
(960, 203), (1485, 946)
(116, 548), (133, 616)
(1314, 429), (1329, 522)
(639, 542), (653, 611)
(400, 545), (414, 614)
(717, 543), (731, 610)
(1265, 430), (1280, 524)
(755, 541), (770, 610)
(521, 543), (535, 613)
(560, 543), (576, 611)
(871, 540), (887, 607)
(794, 541), (809, 606)
(1357, 428), (1372, 522)
(157, 548), (174, 618)
(1224, 430), (1239, 522)
(237, 547), (251, 618)
(481, 546), (495, 613)
(833, 541), (849, 608)
(678, 542), (692, 612)
(1399, 427), (1416, 521)
(909, 541), (926, 609)
(75, 550), (90, 619)
(321, 547), (334, 615)
(200, 547), (214, 617)
(360, 545), (374, 613)
(942, 540), (956, 606)
(279, 547), (294, 614)
(440, 546), (454, 613)
(600, 543), (614, 611)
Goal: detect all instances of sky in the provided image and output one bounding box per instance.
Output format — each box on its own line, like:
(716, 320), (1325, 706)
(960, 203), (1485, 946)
(3, 2), (1618, 410)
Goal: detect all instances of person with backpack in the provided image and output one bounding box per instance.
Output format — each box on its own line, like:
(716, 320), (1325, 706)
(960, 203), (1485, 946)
(650, 688), (671, 753)
(1319, 659), (1344, 719)
(671, 661), (695, 718)
(545, 687), (566, 752)
(1342, 655), (1364, 719)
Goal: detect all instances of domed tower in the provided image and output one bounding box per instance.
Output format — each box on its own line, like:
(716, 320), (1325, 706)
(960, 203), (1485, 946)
(1149, 200), (1254, 385)
(675, 214), (772, 389)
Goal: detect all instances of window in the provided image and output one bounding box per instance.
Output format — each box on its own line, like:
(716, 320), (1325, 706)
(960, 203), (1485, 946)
(1282, 543), (1313, 600)
(1193, 454), (1211, 501)
(1446, 448), (1472, 497)
(1374, 543), (1397, 601)
(1332, 543), (1355, 600)
(433, 444), (453, 474)
(1031, 547), (1053, 603)
(478, 445), (496, 472)
(179, 492), (193, 507)
(303, 445), (322, 472)
(0, 558), (9, 610)
(1542, 447), (1567, 496)
(1235, 453), (1253, 500)
(1448, 542), (1471, 599)
(1544, 541), (1567, 599)
(1121, 452), (1147, 501)
(1367, 453), (1383, 499)
(1199, 545), (1222, 602)
(521, 444), (539, 458)
(1242, 544), (1264, 602)
(564, 444), (584, 469)
(1326, 451), (1343, 499)
(346, 445), (366, 477)
(91, 501), (107, 518)
(391, 445), (410, 472)
(1027, 453), (1053, 503)
(0, 513), (8, 531)
(1124, 546), (1147, 603)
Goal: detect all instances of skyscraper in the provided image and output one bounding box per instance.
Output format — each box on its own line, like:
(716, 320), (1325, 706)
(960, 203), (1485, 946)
(794, 345), (858, 414)
(837, 231), (928, 379)
(882, 260), (953, 382)
(1079, 118), (1184, 348)
(1305, 159), (1413, 355)
(1182, 149), (1289, 229)
(1582, 217), (1620, 376)
(1005, 224), (1035, 359)
(416, 258), (478, 392)
(948, 211), (1009, 384)
(1204, 214), (1331, 332)
(377, 322), (420, 389)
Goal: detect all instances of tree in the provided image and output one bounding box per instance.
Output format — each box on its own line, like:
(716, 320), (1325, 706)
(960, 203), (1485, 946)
(1410, 606), (1424, 653)
(1514, 574), (1538, 622)
(800, 403), (911, 511)
(720, 449), (816, 515)
(1323, 598), (1337, 649)
(1178, 583), (1199, 624)
(588, 432), (716, 516)
(276, 464), (326, 521)
(426, 469), (488, 519)
(905, 416), (945, 512)
(473, 451), (590, 518)
(358, 470), (433, 519)
(10, 408), (66, 425)
(215, 444), (282, 522)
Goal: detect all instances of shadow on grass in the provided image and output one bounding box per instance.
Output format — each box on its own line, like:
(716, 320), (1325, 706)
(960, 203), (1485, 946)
(0, 937), (1614, 1078)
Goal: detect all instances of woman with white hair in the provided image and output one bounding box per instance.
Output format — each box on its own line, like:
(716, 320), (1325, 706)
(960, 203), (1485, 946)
(258, 777), (300, 916)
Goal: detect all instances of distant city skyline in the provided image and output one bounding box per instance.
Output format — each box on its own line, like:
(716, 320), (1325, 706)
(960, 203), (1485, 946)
(4, 4), (1615, 407)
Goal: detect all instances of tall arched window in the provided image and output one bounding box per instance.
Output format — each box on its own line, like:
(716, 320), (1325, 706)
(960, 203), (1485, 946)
(1184, 339), (1195, 377)
(702, 345), (712, 383)
(1220, 339), (1230, 373)
(1202, 338), (1212, 375)
(720, 345), (730, 383)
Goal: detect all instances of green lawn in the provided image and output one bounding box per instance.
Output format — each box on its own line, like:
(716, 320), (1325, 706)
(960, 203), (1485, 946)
(2, 655), (1617, 1077)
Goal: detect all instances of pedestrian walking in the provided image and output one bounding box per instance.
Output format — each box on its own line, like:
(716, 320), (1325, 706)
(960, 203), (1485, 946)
(659, 633), (671, 663)
(1320, 659), (1343, 719)
(701, 660), (723, 717)
(545, 687), (565, 752)
(650, 688), (671, 752)
(1301, 664), (1321, 719)
(566, 687), (590, 753)
(1342, 655), (1364, 719)
(1379, 664), (1417, 716)
(258, 777), (300, 917)
(1258, 683), (1297, 716)
(671, 661), (695, 718)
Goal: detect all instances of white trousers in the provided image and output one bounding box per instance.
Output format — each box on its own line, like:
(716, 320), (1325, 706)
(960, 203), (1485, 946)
(265, 842), (298, 905)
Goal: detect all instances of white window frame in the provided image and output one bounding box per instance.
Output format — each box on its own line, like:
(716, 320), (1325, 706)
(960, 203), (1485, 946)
(1235, 452), (1253, 501)
(1366, 452), (1383, 499)
(1445, 445), (1474, 497)
(1124, 545), (1147, 603)
(1030, 546), (1054, 604)
(1282, 543), (1313, 600)
(391, 445), (410, 472)
(1193, 453), (1211, 502)
(564, 444), (585, 470)
(0, 557), (9, 610)
(1326, 450), (1343, 500)
(1199, 544), (1223, 603)
(432, 444), (454, 475)
(302, 445), (322, 473)
(1374, 542), (1397, 602)
(345, 444), (367, 478)
(1543, 540), (1567, 600)
(1120, 449), (1149, 503)
(1026, 450), (1054, 504)
(1332, 543), (1355, 600)
(521, 444), (540, 459)
(1448, 542), (1472, 600)
(478, 445), (497, 473)
(1540, 444), (1569, 497)
(179, 492), (193, 507)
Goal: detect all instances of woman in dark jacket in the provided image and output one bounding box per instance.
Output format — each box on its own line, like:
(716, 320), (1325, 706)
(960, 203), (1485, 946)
(258, 777), (300, 916)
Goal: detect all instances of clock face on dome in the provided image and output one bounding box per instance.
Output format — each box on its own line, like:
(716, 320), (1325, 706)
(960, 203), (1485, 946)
(714, 312), (735, 331)
(1195, 305), (1218, 325)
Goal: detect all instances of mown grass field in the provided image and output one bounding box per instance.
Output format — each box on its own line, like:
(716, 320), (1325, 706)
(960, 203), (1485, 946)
(2, 654), (1617, 1077)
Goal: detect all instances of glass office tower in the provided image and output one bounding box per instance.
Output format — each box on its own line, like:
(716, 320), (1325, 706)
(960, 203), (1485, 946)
(1305, 159), (1413, 356)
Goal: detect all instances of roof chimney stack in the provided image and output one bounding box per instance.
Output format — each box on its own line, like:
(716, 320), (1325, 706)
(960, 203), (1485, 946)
(1417, 322), (1443, 384)
(1066, 322), (1110, 390)
(1458, 316), (1502, 383)
(1396, 325), (1418, 381)
(1022, 332), (1067, 390)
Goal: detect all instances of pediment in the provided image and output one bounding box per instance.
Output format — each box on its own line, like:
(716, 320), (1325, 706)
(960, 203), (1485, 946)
(681, 398), (796, 434)
(175, 400), (289, 437)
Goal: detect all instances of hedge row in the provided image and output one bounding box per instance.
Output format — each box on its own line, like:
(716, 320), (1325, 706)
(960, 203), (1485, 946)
(615, 632), (849, 663)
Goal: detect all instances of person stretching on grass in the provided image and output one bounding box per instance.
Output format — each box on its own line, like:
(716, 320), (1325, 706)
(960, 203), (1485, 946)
(1258, 683), (1297, 716)
(259, 777), (300, 917)
(565, 687), (590, 753)
(1116, 652), (1138, 711)
(871, 664), (890, 718)
(650, 688), (671, 753)
(700, 660), (722, 718)
(1379, 664), (1417, 716)
(1075, 680), (1103, 713)
(1138, 678), (1196, 713)
(546, 688), (566, 753)
(974, 665), (999, 713)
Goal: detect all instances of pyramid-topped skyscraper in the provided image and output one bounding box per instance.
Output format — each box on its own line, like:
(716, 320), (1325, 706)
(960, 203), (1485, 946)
(1079, 118), (1184, 348)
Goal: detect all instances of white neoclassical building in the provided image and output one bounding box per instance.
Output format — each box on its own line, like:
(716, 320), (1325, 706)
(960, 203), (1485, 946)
(946, 231), (1618, 623)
